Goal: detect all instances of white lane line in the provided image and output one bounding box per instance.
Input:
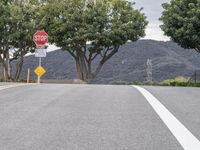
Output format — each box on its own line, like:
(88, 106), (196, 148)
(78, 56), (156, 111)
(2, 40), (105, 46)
(0, 84), (32, 91)
(133, 85), (200, 150)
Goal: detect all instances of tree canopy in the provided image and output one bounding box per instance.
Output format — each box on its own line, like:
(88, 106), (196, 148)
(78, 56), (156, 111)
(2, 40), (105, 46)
(0, 0), (41, 80)
(160, 0), (200, 52)
(40, 0), (148, 82)
(0, 0), (148, 82)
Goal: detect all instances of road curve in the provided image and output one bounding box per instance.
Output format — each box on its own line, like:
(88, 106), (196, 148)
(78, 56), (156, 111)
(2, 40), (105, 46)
(0, 84), (199, 150)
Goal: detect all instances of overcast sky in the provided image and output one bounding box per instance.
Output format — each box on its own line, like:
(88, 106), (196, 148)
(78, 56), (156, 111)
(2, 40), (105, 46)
(47, 0), (171, 51)
(132, 0), (170, 41)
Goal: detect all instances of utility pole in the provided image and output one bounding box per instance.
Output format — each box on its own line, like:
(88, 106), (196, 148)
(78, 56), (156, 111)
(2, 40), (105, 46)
(146, 59), (153, 83)
(38, 57), (42, 83)
(195, 70), (197, 83)
(0, 62), (3, 80)
(3, 67), (6, 82)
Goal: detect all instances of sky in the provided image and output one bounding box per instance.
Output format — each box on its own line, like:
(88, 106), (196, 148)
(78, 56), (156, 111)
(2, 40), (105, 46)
(47, 0), (171, 52)
(132, 0), (170, 41)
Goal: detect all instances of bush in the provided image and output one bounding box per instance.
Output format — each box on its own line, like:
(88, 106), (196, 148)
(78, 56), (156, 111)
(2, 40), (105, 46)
(160, 76), (200, 87)
(111, 81), (129, 85)
(161, 79), (174, 86)
(174, 76), (190, 82)
(129, 76), (200, 87)
(161, 76), (189, 86)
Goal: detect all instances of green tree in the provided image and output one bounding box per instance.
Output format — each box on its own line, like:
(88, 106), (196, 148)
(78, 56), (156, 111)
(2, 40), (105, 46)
(40, 0), (148, 83)
(0, 0), (40, 81)
(160, 0), (200, 52)
(0, 0), (12, 80)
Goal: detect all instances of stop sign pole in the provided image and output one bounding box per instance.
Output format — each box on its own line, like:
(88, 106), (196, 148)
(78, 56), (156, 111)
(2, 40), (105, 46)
(33, 31), (48, 83)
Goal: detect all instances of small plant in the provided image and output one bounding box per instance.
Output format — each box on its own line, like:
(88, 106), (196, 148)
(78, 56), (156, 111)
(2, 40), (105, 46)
(174, 76), (190, 82)
(161, 79), (174, 86)
(161, 76), (189, 86)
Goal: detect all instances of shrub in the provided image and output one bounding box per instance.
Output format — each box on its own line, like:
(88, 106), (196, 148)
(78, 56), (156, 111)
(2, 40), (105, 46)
(161, 76), (189, 86)
(129, 76), (200, 87)
(174, 76), (189, 83)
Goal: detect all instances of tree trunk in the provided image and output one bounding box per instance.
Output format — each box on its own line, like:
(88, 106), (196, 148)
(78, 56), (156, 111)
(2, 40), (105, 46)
(75, 50), (95, 83)
(76, 61), (87, 81)
(0, 63), (4, 81)
(76, 51), (87, 80)
(87, 60), (97, 82)
(14, 54), (24, 81)
(70, 46), (119, 83)
(15, 50), (24, 81)
(0, 52), (12, 82)
(3, 64), (12, 81)
(6, 51), (12, 81)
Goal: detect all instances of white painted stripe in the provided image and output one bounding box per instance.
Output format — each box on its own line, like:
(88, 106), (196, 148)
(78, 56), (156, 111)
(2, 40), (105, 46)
(0, 84), (31, 91)
(133, 85), (200, 150)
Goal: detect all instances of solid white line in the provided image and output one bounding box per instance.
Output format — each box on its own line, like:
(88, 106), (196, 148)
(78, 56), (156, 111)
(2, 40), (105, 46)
(133, 85), (200, 150)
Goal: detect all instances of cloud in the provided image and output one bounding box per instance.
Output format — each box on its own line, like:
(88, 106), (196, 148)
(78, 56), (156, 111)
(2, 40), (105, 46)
(132, 0), (170, 41)
(142, 23), (170, 41)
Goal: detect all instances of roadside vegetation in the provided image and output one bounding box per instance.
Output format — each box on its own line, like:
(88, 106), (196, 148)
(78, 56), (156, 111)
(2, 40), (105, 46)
(0, 0), (42, 81)
(128, 76), (200, 87)
(0, 0), (148, 83)
(40, 0), (148, 83)
(1, 0), (200, 85)
(160, 0), (200, 53)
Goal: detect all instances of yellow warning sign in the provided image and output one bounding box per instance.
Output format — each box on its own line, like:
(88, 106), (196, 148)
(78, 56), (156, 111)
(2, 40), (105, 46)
(34, 66), (46, 77)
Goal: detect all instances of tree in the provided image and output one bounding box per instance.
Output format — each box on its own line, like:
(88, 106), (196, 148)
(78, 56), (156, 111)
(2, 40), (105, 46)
(160, 0), (200, 52)
(0, 0), (40, 81)
(0, 0), (12, 81)
(40, 0), (148, 83)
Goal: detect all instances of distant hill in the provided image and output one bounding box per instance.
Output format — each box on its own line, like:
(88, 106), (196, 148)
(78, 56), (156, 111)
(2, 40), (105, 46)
(14, 40), (200, 83)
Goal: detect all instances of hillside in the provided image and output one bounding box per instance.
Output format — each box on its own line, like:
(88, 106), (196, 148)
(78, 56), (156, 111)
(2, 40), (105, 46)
(14, 40), (200, 83)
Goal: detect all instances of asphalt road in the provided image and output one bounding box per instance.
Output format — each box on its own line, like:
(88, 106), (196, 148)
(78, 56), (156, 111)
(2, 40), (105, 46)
(0, 84), (200, 150)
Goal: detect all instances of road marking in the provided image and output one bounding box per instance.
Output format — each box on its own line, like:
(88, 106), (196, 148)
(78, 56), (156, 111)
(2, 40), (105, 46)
(133, 85), (200, 150)
(0, 84), (31, 91)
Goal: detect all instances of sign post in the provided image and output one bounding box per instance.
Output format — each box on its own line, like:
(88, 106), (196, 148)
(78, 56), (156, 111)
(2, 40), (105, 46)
(33, 31), (48, 83)
(27, 66), (30, 83)
(38, 57), (41, 83)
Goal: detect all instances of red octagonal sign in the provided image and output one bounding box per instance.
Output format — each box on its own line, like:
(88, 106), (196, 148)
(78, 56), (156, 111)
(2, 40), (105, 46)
(33, 31), (48, 46)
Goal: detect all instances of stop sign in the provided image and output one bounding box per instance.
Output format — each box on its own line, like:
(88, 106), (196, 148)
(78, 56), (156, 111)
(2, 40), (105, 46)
(33, 31), (48, 46)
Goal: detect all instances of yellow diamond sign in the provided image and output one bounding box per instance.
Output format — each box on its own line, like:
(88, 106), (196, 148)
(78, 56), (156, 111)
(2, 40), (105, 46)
(34, 66), (46, 77)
